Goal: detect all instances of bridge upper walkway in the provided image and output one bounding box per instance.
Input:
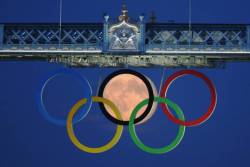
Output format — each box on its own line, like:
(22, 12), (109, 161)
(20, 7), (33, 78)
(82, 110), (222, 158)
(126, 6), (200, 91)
(0, 23), (249, 54)
(0, 23), (249, 68)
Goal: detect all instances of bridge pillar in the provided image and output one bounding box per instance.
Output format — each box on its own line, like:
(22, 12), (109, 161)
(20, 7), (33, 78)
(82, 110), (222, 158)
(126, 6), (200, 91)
(248, 26), (250, 49)
(103, 14), (109, 53)
(0, 24), (3, 48)
(139, 14), (145, 53)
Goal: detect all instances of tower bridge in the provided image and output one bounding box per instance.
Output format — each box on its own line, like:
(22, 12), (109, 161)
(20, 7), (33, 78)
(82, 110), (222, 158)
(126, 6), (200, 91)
(0, 5), (250, 68)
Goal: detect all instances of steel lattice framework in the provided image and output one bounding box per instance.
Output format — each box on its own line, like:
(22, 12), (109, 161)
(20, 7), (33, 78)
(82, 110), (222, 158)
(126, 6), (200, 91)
(0, 23), (250, 68)
(146, 24), (248, 52)
(2, 24), (103, 51)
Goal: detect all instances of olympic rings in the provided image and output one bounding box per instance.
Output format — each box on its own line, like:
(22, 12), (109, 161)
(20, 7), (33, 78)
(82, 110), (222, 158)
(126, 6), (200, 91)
(129, 96), (185, 154)
(36, 68), (218, 154)
(66, 96), (123, 154)
(98, 69), (154, 125)
(160, 69), (217, 127)
(36, 69), (92, 126)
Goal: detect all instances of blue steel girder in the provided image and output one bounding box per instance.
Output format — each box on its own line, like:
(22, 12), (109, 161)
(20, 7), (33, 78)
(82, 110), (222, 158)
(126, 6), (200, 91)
(145, 24), (248, 52)
(0, 23), (249, 53)
(3, 23), (103, 51)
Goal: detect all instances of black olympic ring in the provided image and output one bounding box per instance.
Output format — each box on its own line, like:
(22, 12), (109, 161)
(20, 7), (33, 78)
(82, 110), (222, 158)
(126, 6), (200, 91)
(98, 69), (154, 125)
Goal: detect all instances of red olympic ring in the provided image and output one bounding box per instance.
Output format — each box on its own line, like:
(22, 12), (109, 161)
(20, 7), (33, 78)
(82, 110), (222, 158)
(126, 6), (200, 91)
(160, 70), (217, 127)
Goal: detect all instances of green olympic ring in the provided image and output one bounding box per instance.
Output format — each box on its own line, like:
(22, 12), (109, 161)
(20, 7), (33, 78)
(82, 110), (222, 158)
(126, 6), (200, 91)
(66, 96), (185, 154)
(129, 96), (186, 154)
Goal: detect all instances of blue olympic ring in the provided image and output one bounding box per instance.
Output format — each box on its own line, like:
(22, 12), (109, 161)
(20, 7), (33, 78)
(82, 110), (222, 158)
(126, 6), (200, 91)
(36, 68), (92, 126)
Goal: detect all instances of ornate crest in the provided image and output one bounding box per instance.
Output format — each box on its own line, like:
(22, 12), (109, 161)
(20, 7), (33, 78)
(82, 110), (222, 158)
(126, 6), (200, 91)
(103, 2), (145, 53)
(109, 21), (139, 50)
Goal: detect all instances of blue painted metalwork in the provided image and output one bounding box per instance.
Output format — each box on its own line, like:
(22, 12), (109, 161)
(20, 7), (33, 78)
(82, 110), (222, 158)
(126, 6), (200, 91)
(0, 24), (3, 47)
(1, 23), (249, 53)
(3, 24), (103, 51)
(145, 24), (248, 52)
(103, 14), (109, 53)
(139, 15), (145, 53)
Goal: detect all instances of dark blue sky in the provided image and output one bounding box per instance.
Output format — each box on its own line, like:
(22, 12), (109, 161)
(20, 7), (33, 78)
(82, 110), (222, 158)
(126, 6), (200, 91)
(1, 0), (250, 167)
(0, 0), (250, 23)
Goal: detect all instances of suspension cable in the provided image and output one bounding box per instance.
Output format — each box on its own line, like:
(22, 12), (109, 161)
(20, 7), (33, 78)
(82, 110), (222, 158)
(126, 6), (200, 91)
(158, 67), (166, 96)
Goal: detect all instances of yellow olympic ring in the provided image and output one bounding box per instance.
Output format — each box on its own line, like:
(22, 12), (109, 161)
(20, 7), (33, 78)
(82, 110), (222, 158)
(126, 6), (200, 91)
(66, 96), (123, 153)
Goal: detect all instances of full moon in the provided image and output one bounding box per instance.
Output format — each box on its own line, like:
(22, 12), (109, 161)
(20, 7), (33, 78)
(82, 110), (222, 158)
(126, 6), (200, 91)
(103, 74), (157, 124)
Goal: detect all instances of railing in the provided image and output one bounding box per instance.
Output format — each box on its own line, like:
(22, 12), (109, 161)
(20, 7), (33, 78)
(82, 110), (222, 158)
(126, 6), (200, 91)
(0, 44), (102, 52)
(146, 44), (249, 52)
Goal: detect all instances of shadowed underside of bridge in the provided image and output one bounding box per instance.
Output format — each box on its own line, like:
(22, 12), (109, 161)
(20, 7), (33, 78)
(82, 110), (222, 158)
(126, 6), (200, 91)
(0, 22), (250, 68)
